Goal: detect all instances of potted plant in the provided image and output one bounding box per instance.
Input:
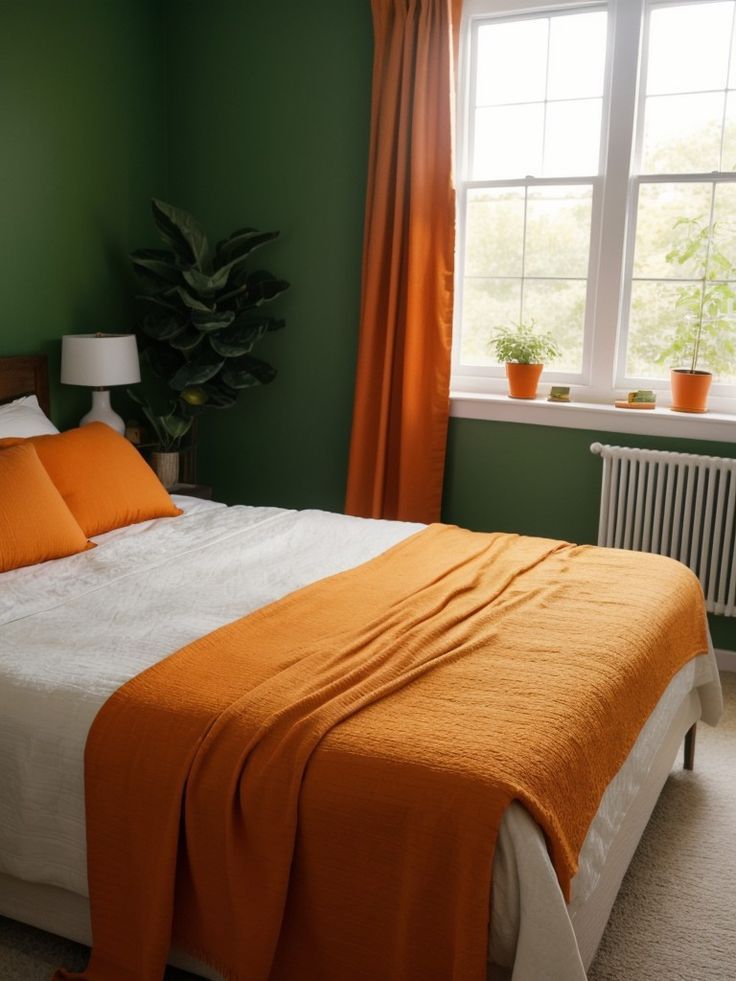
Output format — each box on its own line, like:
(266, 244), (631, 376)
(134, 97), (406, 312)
(127, 352), (193, 488)
(128, 199), (289, 482)
(491, 321), (560, 400)
(658, 216), (736, 413)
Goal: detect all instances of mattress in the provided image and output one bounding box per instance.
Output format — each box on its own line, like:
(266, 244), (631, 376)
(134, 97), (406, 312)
(0, 498), (722, 978)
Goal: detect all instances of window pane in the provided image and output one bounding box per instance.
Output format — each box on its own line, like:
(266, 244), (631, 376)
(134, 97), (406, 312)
(460, 279), (521, 367)
(525, 185), (593, 278)
(473, 104), (544, 179)
(632, 183), (713, 279)
(522, 279), (586, 373)
(465, 188), (525, 278)
(476, 19), (548, 106)
(624, 4), (736, 388)
(626, 280), (736, 383)
(462, 8), (606, 383)
(543, 99), (602, 176)
(721, 91), (736, 172)
(713, 182), (736, 270)
(641, 93), (724, 174)
(646, 2), (733, 96)
(626, 280), (684, 380)
(730, 13), (736, 87)
(547, 12), (608, 100)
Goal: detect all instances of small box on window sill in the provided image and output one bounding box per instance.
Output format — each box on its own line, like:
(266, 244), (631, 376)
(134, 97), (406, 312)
(615, 390), (657, 410)
(547, 386), (571, 403)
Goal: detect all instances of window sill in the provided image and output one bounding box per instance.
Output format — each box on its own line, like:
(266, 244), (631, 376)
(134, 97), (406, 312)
(450, 391), (736, 442)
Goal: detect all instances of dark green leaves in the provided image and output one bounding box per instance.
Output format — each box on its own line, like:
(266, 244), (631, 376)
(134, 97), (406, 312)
(244, 270), (290, 304)
(170, 349), (225, 390)
(191, 309), (235, 333)
(130, 249), (181, 286)
(215, 228), (279, 265)
(140, 314), (186, 342)
(175, 286), (213, 313)
(131, 200), (288, 421)
(169, 328), (205, 352)
(202, 380), (238, 409)
(152, 199), (209, 268)
(183, 266), (231, 295)
(208, 315), (284, 357)
(222, 355), (277, 389)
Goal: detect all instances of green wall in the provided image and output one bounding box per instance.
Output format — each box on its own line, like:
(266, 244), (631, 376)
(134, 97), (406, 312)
(2, 1), (732, 648)
(0, 0), (166, 429)
(444, 418), (736, 651)
(163, 0), (373, 513)
(163, 0), (735, 648)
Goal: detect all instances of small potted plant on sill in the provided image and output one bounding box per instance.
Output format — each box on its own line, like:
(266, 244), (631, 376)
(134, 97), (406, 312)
(658, 216), (736, 414)
(491, 320), (560, 400)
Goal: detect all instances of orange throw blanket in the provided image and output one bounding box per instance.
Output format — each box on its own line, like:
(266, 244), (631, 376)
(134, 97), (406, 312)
(57, 525), (708, 981)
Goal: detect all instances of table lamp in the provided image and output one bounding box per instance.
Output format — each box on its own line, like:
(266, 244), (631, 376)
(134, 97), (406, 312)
(60, 333), (141, 435)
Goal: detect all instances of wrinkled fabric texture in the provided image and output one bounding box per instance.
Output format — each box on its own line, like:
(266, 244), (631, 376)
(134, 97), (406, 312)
(58, 525), (708, 981)
(345, 0), (462, 523)
(0, 500), (421, 896)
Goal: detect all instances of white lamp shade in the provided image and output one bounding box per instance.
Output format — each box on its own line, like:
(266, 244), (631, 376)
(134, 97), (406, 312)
(61, 333), (141, 388)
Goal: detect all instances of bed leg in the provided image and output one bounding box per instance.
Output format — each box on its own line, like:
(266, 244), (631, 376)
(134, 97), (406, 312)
(684, 724), (696, 770)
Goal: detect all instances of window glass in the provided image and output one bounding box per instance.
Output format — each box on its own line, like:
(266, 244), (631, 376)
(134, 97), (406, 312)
(626, 1), (736, 385)
(455, 0), (736, 409)
(458, 8), (607, 378)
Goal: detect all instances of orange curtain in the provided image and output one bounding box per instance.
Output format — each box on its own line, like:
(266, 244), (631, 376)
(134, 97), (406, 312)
(345, 0), (462, 524)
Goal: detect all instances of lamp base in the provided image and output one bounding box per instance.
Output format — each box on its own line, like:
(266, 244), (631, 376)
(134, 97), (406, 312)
(80, 389), (125, 435)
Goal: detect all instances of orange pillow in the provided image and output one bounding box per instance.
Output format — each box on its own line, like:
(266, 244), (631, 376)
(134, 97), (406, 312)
(0, 423), (182, 537)
(0, 443), (93, 573)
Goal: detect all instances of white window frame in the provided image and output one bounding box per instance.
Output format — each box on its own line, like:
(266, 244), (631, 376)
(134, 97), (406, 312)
(452, 0), (736, 435)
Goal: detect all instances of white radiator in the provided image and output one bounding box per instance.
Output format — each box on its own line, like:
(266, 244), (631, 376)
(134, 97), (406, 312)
(590, 441), (736, 617)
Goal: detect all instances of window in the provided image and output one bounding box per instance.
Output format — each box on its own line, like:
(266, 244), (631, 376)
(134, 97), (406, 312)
(454, 0), (736, 416)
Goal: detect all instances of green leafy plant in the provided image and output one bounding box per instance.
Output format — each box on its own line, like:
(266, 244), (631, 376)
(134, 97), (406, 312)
(657, 216), (736, 374)
(127, 351), (193, 451)
(128, 199), (289, 447)
(490, 320), (560, 364)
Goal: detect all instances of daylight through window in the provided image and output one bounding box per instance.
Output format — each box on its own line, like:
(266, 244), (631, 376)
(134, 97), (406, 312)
(454, 0), (736, 411)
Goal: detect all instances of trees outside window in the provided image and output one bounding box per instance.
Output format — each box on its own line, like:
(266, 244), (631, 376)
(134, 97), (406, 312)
(454, 0), (736, 412)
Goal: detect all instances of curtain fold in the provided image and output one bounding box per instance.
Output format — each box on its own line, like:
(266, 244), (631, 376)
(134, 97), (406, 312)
(345, 0), (462, 523)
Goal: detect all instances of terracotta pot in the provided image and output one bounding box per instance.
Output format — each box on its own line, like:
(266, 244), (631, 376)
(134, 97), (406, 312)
(506, 362), (544, 400)
(150, 450), (180, 489)
(670, 368), (712, 414)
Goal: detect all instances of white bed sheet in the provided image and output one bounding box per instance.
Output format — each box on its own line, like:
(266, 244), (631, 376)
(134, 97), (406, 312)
(0, 498), (423, 895)
(0, 499), (722, 979)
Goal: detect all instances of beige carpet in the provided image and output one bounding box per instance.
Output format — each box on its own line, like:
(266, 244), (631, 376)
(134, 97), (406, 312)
(1, 673), (733, 981)
(588, 670), (736, 981)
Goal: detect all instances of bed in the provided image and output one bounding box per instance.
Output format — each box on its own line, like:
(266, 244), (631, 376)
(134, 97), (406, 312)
(0, 355), (723, 981)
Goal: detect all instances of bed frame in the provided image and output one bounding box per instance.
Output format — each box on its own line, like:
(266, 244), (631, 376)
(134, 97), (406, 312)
(0, 353), (202, 484)
(0, 355), (50, 416)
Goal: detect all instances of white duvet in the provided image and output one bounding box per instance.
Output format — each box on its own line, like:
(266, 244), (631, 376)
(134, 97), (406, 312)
(0, 498), (722, 980)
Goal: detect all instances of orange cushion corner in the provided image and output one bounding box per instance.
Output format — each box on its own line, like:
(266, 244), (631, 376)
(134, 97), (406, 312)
(0, 422), (183, 538)
(0, 442), (94, 574)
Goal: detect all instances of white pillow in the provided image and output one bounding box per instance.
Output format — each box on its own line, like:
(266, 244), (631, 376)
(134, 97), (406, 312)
(0, 395), (59, 437)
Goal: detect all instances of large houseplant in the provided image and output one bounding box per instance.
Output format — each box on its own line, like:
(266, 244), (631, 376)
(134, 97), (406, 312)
(658, 216), (736, 413)
(129, 199), (289, 483)
(491, 321), (560, 399)
(127, 350), (194, 488)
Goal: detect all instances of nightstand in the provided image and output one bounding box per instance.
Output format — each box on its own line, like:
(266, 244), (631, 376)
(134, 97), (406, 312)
(169, 482), (213, 500)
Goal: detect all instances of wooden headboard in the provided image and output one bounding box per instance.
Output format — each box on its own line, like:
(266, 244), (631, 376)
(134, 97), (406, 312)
(0, 355), (50, 416)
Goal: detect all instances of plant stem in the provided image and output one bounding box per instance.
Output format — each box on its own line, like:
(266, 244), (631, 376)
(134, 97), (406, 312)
(693, 187), (718, 372)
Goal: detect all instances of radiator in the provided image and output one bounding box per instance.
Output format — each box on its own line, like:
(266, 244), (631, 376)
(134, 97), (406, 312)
(590, 442), (736, 617)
